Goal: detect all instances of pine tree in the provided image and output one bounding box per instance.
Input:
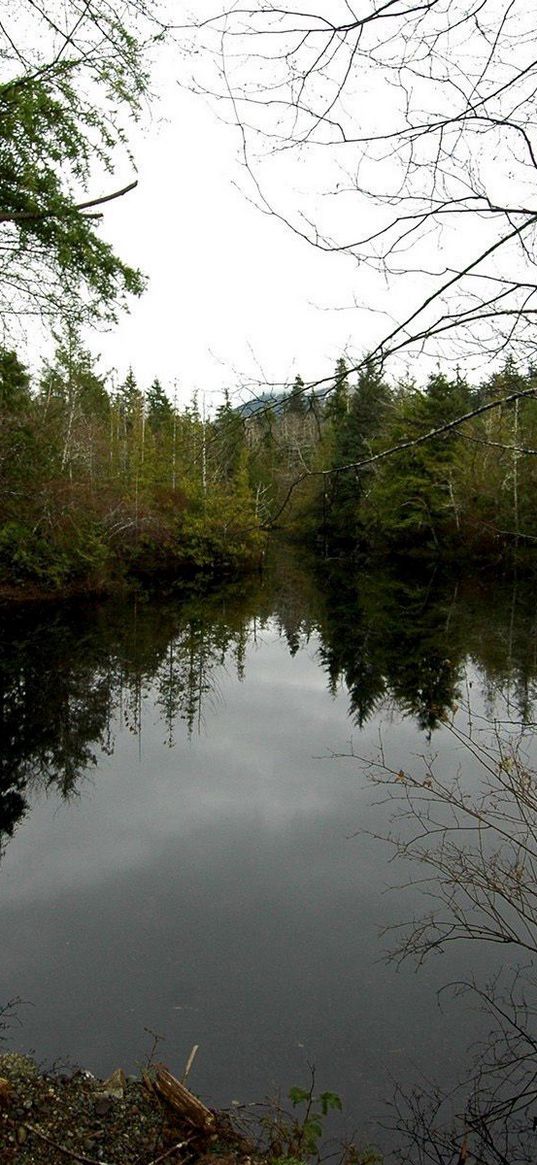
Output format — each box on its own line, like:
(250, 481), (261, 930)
(38, 332), (110, 476)
(146, 378), (173, 431)
(285, 374), (307, 416)
(322, 358), (392, 547)
(365, 371), (471, 549)
(0, 349), (31, 412)
(324, 357), (350, 426)
(117, 368), (142, 429)
(213, 390), (245, 483)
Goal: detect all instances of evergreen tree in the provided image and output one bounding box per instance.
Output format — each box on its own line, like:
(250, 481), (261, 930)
(0, 2), (170, 323)
(213, 390), (246, 483)
(37, 332), (111, 478)
(0, 348), (37, 515)
(39, 334), (109, 421)
(322, 359), (392, 547)
(0, 349), (31, 412)
(117, 368), (143, 429)
(146, 378), (173, 431)
(365, 371), (471, 549)
(324, 357), (350, 426)
(284, 374), (307, 416)
(424, 368), (472, 424)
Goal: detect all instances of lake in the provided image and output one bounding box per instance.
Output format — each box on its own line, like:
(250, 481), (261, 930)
(1, 543), (537, 1156)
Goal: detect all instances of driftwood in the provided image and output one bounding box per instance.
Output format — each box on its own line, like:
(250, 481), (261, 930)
(153, 1065), (215, 1133)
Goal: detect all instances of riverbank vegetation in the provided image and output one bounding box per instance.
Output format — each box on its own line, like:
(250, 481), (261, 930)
(3, 341), (537, 595)
(0, 337), (264, 594)
(245, 356), (537, 563)
(0, 1051), (374, 1165)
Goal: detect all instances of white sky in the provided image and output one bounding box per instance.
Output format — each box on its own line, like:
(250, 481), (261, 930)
(12, 1), (531, 409)
(86, 5), (518, 412)
(92, 71), (397, 410)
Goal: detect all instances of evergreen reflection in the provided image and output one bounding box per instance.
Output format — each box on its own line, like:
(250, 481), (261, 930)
(1, 551), (537, 846)
(0, 579), (269, 845)
(316, 561), (537, 733)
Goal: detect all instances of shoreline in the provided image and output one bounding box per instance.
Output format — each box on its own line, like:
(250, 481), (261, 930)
(0, 1053), (258, 1165)
(0, 1054), (366, 1165)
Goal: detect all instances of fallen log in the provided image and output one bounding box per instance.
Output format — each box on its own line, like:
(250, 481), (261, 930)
(153, 1065), (215, 1133)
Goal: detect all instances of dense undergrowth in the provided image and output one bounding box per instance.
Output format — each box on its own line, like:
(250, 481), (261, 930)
(2, 339), (537, 596)
(0, 342), (264, 596)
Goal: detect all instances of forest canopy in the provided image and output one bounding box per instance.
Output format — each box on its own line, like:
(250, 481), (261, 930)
(0, 340), (535, 594)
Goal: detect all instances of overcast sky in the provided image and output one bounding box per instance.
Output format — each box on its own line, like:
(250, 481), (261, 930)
(14, 1), (529, 409)
(92, 61), (401, 410)
(86, 6), (513, 412)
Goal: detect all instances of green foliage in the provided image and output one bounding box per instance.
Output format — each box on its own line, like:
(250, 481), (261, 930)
(212, 390), (247, 482)
(147, 378), (174, 431)
(0, 349), (31, 412)
(0, 347), (266, 593)
(260, 1080), (345, 1163)
(0, 77), (144, 313)
(243, 352), (537, 562)
(362, 371), (474, 551)
(285, 1085), (343, 1153)
(284, 375), (307, 417)
(322, 358), (392, 546)
(324, 357), (351, 428)
(2, 344), (537, 596)
(0, 0), (165, 322)
(289, 1086), (342, 1116)
(260, 1079), (379, 1165)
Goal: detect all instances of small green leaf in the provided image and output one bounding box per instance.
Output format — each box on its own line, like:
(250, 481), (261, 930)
(288, 1086), (310, 1107)
(320, 1090), (343, 1114)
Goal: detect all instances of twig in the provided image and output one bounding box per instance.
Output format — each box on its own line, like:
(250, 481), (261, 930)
(182, 1045), (199, 1086)
(146, 1142), (191, 1165)
(24, 1122), (110, 1165)
(0, 181), (138, 223)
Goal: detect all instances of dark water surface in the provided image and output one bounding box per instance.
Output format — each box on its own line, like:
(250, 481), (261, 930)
(1, 547), (537, 1152)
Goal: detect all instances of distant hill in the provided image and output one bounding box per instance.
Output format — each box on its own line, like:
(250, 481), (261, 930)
(237, 388), (324, 418)
(237, 391), (287, 417)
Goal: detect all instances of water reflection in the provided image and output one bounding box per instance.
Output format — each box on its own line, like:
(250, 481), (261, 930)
(0, 583), (263, 843)
(2, 555), (537, 844)
(392, 970), (537, 1163)
(357, 672), (537, 1160)
(318, 562), (537, 734)
(2, 548), (537, 1158)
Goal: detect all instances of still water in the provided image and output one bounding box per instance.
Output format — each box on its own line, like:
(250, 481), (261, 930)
(1, 546), (537, 1153)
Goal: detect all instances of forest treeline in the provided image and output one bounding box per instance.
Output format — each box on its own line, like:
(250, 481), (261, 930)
(264, 355), (537, 560)
(0, 333), (263, 592)
(2, 335), (537, 593)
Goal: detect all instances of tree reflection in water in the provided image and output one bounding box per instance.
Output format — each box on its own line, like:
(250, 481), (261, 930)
(0, 580), (273, 843)
(349, 708), (537, 1162)
(2, 550), (537, 1160)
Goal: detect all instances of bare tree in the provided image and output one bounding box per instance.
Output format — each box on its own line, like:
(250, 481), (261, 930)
(345, 713), (537, 961)
(183, 2), (537, 372)
(337, 703), (537, 1161)
(389, 980), (537, 1165)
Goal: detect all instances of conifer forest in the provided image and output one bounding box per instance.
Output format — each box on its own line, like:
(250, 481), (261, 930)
(2, 343), (537, 595)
